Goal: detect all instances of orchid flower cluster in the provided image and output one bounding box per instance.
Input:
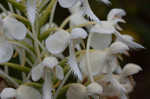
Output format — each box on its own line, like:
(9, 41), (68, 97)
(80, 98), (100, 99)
(0, 0), (144, 99)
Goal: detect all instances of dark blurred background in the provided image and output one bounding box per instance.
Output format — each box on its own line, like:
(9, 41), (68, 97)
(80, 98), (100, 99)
(0, 0), (150, 98)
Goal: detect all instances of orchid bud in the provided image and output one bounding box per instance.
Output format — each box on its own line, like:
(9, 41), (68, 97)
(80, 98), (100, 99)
(87, 82), (103, 95)
(122, 63), (142, 77)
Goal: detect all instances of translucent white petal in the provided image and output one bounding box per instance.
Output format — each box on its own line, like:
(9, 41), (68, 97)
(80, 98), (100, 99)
(1, 88), (17, 99)
(31, 64), (44, 81)
(107, 8), (126, 21)
(90, 33), (112, 50)
(42, 56), (58, 69)
(3, 17), (27, 40)
(58, 0), (79, 8)
(122, 63), (142, 77)
(55, 65), (64, 80)
(70, 13), (88, 26)
(0, 41), (13, 63)
(109, 41), (129, 54)
(79, 50), (108, 76)
(16, 85), (42, 99)
(26, 0), (36, 24)
(46, 30), (70, 54)
(90, 21), (115, 34)
(87, 82), (103, 95)
(70, 28), (87, 39)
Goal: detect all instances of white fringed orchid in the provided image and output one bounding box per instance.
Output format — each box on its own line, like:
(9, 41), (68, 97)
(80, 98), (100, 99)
(58, 0), (106, 22)
(79, 41), (129, 77)
(31, 56), (64, 99)
(69, 1), (88, 26)
(0, 17), (27, 63)
(89, 8), (126, 50)
(0, 85), (42, 99)
(46, 28), (87, 80)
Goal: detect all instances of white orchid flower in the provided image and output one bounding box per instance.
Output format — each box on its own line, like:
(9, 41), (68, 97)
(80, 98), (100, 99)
(79, 41), (129, 77)
(69, 1), (89, 27)
(46, 28), (87, 80)
(89, 8), (126, 50)
(0, 17), (27, 63)
(1, 85), (42, 99)
(58, 0), (101, 22)
(31, 56), (64, 99)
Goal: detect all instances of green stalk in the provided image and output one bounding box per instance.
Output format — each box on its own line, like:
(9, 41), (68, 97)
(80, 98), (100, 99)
(7, 0), (26, 13)
(0, 63), (30, 73)
(39, 27), (58, 40)
(39, 0), (57, 27)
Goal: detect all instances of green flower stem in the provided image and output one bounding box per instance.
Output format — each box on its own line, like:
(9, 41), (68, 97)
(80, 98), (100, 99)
(0, 63), (30, 73)
(56, 84), (71, 99)
(8, 40), (36, 58)
(32, 24), (42, 62)
(39, 27), (58, 41)
(0, 69), (19, 88)
(39, 0), (57, 27)
(49, 0), (57, 27)
(11, 13), (31, 27)
(23, 82), (42, 88)
(60, 16), (71, 29)
(54, 70), (72, 99)
(7, 0), (26, 13)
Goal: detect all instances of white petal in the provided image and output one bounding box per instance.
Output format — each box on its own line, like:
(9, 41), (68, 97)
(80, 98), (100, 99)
(70, 13), (88, 26)
(26, 0), (36, 24)
(122, 63), (142, 77)
(0, 41), (13, 63)
(87, 82), (103, 95)
(55, 65), (64, 80)
(100, 0), (111, 5)
(70, 28), (87, 39)
(82, 0), (100, 22)
(17, 85), (42, 99)
(1, 88), (17, 99)
(42, 56), (58, 69)
(31, 64), (44, 81)
(90, 22), (115, 34)
(90, 33), (112, 50)
(79, 50), (108, 76)
(58, 0), (79, 8)
(3, 17), (27, 40)
(109, 41), (129, 54)
(67, 84), (88, 99)
(107, 8), (126, 21)
(46, 30), (70, 54)
(115, 31), (144, 49)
